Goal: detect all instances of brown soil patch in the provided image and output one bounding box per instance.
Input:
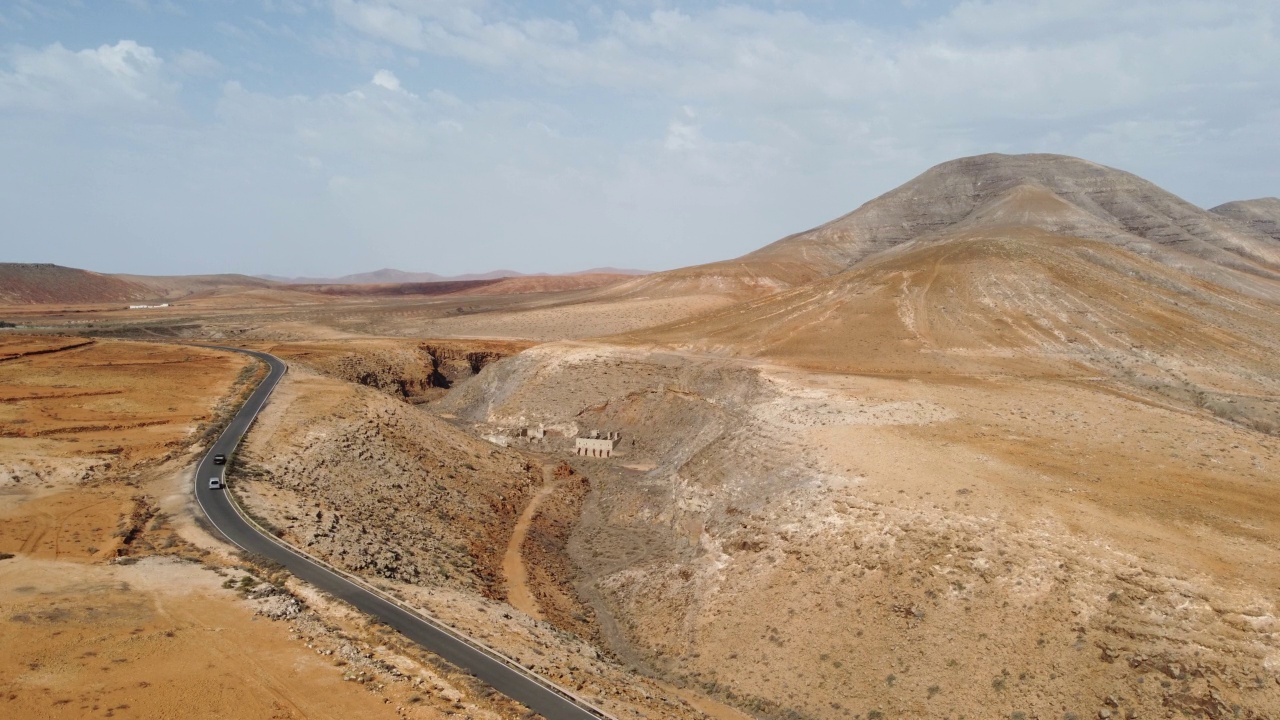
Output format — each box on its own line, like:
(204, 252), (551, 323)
(0, 336), (252, 473)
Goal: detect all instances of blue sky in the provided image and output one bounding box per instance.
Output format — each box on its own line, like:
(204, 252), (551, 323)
(1, 1), (1277, 277)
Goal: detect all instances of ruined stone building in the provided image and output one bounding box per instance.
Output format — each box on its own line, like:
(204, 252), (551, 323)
(575, 431), (620, 458)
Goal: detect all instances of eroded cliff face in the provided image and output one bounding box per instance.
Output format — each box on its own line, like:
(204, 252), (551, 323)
(440, 342), (1280, 720)
(256, 339), (532, 403)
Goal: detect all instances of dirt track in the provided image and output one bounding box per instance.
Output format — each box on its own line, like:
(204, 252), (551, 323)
(502, 471), (562, 621)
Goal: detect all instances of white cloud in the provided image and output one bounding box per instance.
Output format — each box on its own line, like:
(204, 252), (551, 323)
(333, 0), (428, 51)
(371, 68), (403, 91)
(329, 0), (1280, 123)
(0, 40), (177, 114)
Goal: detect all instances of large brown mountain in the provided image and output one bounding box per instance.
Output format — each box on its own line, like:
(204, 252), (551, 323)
(623, 154), (1280, 428)
(610, 153), (1280, 302)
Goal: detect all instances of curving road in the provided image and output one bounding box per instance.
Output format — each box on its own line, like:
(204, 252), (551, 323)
(193, 346), (605, 720)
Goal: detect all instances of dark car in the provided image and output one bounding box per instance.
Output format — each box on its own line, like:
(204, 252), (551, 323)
(213, 454), (226, 465)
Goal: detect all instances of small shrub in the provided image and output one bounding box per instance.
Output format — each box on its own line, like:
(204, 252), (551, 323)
(992, 676), (1006, 691)
(927, 685), (941, 698)
(0, 552), (15, 561)
(235, 550), (286, 576)
(886, 674), (896, 687)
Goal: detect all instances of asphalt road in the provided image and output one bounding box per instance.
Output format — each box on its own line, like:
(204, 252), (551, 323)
(194, 346), (604, 720)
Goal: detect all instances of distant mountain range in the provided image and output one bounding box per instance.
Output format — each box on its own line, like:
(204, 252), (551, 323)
(257, 267), (650, 285)
(0, 263), (650, 305)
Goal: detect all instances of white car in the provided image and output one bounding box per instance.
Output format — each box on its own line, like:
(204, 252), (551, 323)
(208, 477), (223, 490)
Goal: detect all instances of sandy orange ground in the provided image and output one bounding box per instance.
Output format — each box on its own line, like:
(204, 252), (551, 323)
(0, 336), (250, 474)
(0, 337), (516, 720)
(0, 558), (411, 720)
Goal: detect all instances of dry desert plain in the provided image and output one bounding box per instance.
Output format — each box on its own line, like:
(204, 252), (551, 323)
(3, 153), (1280, 719)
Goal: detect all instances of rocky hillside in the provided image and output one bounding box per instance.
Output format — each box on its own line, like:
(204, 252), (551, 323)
(0, 263), (155, 305)
(233, 368), (542, 599)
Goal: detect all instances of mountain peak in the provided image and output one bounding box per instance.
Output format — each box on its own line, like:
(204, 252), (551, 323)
(737, 152), (1280, 294)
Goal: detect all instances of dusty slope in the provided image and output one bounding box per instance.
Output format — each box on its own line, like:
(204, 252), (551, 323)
(0, 264), (155, 305)
(626, 228), (1280, 431)
(1212, 197), (1280, 243)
